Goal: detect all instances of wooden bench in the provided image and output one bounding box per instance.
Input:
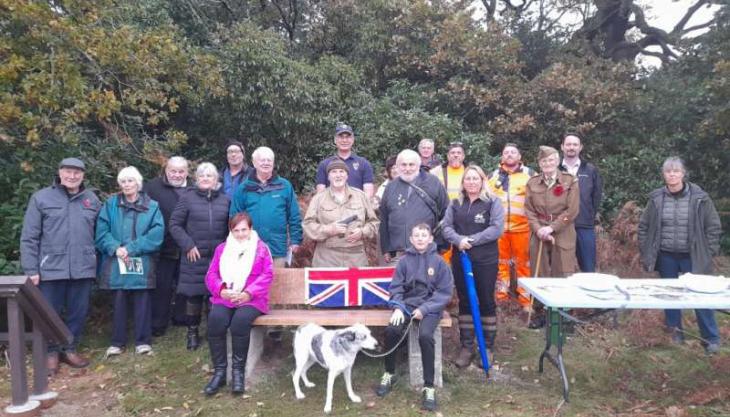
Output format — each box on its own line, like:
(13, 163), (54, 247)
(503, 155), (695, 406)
(236, 268), (452, 387)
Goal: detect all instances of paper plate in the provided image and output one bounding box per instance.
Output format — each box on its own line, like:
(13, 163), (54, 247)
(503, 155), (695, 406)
(680, 274), (729, 294)
(679, 273), (729, 293)
(568, 273), (620, 292)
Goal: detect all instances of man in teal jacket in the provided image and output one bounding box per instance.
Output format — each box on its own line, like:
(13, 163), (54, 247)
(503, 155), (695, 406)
(230, 146), (302, 267)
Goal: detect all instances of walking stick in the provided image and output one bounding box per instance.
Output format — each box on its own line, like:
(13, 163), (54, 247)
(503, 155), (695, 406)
(526, 239), (544, 326)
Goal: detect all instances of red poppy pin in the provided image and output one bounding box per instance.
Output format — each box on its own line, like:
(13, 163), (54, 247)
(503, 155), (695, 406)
(553, 184), (564, 197)
(83, 199), (91, 208)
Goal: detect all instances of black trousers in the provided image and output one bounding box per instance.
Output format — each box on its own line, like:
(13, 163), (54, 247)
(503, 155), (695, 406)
(384, 313), (440, 387)
(111, 289), (152, 347)
(151, 258), (179, 332)
(176, 294), (205, 326)
(452, 260), (498, 317)
(207, 304), (261, 339)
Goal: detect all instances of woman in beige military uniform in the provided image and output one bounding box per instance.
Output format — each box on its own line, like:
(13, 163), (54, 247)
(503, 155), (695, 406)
(525, 146), (580, 278)
(304, 160), (380, 267)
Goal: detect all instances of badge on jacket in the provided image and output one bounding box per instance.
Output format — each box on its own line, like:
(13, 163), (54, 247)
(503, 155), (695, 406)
(352, 162), (359, 171)
(474, 212), (485, 224)
(427, 267), (435, 277)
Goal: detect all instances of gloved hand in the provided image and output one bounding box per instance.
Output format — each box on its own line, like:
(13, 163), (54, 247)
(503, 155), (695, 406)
(389, 309), (405, 326)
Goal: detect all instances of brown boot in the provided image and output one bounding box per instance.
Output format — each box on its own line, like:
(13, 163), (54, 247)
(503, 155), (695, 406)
(476, 349), (495, 369)
(60, 351), (90, 368)
(454, 347), (474, 368)
(46, 352), (59, 376)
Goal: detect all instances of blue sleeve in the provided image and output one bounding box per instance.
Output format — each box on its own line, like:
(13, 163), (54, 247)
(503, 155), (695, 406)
(126, 206), (165, 256)
(315, 160), (328, 186)
(230, 186), (245, 217)
(95, 200), (121, 256)
(287, 182), (303, 245)
(388, 261), (407, 303)
(362, 159), (374, 184)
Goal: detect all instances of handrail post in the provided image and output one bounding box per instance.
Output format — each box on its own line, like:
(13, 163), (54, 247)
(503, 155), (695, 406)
(5, 298), (41, 415)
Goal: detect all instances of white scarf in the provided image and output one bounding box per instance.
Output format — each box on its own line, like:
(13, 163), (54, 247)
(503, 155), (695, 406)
(219, 230), (259, 293)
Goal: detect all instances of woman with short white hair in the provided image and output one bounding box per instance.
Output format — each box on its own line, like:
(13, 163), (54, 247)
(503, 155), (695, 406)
(96, 166), (164, 357)
(169, 162), (231, 350)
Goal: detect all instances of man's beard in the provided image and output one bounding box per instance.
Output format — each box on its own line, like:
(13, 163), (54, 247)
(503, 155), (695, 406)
(400, 172), (417, 183)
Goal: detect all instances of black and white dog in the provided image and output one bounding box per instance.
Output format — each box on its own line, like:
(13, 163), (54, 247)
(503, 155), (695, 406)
(292, 323), (378, 413)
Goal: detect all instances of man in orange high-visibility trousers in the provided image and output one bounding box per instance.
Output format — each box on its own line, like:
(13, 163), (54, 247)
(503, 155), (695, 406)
(430, 141), (466, 264)
(486, 143), (535, 308)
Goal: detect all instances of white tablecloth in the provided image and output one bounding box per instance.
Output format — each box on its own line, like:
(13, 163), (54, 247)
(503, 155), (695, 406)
(518, 278), (730, 310)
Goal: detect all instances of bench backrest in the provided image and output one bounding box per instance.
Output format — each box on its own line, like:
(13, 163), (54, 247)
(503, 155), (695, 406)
(269, 268), (307, 306)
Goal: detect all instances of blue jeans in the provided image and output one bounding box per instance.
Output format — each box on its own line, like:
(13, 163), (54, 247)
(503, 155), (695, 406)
(576, 227), (596, 272)
(39, 278), (93, 353)
(656, 251), (720, 344)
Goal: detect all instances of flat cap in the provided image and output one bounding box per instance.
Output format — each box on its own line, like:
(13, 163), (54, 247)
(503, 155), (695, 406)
(58, 157), (86, 171)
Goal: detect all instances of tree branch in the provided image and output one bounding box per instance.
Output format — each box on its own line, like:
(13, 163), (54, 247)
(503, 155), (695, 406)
(671, 0), (710, 37)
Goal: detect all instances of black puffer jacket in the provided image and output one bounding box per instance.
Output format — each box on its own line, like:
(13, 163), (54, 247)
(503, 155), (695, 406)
(144, 176), (189, 259)
(169, 187), (230, 296)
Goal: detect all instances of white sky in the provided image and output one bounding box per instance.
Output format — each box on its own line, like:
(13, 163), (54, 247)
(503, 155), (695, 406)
(638, 0), (720, 67)
(470, 0), (721, 68)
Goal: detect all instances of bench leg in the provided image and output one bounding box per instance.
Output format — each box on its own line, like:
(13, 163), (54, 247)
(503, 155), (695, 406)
(246, 327), (265, 379)
(226, 327), (265, 382)
(408, 326), (443, 388)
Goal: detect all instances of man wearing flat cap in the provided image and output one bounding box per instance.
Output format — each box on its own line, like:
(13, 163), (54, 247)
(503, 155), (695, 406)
(315, 122), (375, 199)
(20, 157), (102, 374)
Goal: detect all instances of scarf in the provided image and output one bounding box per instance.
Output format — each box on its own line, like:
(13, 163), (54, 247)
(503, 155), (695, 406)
(219, 230), (260, 293)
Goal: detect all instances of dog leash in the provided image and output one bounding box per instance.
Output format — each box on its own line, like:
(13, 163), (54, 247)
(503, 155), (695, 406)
(360, 300), (418, 358)
(360, 318), (416, 358)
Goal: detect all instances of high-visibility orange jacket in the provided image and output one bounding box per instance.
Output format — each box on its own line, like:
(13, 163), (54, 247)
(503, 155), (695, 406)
(486, 164), (536, 234)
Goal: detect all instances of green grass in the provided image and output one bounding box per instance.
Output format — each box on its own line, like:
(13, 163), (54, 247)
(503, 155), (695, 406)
(3, 309), (728, 417)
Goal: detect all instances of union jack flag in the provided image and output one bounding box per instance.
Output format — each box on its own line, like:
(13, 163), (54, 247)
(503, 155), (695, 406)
(305, 267), (396, 307)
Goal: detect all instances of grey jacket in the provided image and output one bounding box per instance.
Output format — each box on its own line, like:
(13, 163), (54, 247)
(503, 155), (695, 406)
(20, 180), (101, 280)
(388, 243), (454, 316)
(638, 182), (722, 274)
(379, 172), (448, 253)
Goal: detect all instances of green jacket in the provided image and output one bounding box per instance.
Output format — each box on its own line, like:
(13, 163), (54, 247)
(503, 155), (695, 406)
(95, 193), (164, 290)
(638, 182), (721, 274)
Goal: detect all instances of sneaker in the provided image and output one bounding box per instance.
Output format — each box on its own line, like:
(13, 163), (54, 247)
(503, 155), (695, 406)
(375, 372), (395, 397)
(135, 344), (153, 355)
(705, 342), (720, 355)
(104, 346), (123, 360)
(421, 387), (437, 411)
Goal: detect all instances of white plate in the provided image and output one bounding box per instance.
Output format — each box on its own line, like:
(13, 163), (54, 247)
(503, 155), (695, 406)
(678, 273), (729, 294)
(683, 278), (729, 294)
(567, 273), (620, 292)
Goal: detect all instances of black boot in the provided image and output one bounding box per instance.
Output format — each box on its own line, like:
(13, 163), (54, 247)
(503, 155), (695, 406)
(204, 336), (227, 396)
(187, 326), (200, 351)
(231, 335), (248, 395)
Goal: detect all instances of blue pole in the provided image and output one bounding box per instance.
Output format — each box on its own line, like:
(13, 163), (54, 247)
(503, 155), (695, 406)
(459, 250), (490, 375)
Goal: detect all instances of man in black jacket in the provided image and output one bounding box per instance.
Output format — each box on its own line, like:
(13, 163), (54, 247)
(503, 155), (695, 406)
(144, 156), (190, 336)
(560, 133), (603, 272)
(379, 150), (448, 265)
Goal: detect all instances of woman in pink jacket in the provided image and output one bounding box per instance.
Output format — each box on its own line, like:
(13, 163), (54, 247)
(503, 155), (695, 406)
(203, 212), (273, 396)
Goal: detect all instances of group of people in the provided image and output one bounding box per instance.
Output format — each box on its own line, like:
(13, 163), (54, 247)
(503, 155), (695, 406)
(19, 122), (723, 412)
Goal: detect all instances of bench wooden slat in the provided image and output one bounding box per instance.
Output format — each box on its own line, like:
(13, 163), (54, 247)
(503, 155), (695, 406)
(254, 309), (452, 327)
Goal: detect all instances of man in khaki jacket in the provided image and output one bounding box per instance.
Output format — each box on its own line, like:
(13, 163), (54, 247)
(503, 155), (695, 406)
(304, 160), (379, 267)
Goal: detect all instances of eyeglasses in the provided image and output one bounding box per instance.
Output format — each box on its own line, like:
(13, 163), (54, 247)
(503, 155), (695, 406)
(227, 149), (243, 154)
